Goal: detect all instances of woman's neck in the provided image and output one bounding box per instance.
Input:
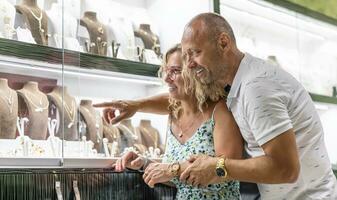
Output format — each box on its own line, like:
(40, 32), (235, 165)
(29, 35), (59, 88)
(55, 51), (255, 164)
(22, 0), (37, 7)
(180, 98), (199, 117)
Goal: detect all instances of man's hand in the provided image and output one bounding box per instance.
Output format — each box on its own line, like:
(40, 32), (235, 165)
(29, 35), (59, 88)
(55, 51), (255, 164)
(180, 154), (219, 187)
(93, 100), (139, 124)
(143, 163), (174, 188)
(114, 151), (145, 172)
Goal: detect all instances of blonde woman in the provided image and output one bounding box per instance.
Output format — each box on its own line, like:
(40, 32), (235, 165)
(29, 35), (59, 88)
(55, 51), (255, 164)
(109, 44), (243, 199)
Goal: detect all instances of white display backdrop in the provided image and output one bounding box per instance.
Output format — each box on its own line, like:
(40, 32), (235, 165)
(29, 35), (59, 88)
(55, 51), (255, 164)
(220, 0), (337, 96)
(221, 0), (337, 165)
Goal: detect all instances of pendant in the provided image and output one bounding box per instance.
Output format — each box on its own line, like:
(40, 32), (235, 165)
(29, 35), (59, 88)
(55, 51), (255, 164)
(98, 27), (104, 34)
(40, 28), (45, 33)
(68, 122), (74, 128)
(35, 108), (43, 112)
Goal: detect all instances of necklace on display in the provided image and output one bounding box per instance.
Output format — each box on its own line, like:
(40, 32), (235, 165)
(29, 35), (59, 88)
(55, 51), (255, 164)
(119, 123), (138, 140)
(140, 127), (158, 148)
(176, 112), (202, 138)
(28, 7), (45, 34)
(139, 29), (160, 50)
(86, 18), (104, 35)
(81, 107), (101, 143)
(56, 96), (76, 128)
(24, 90), (48, 113)
(0, 89), (14, 114)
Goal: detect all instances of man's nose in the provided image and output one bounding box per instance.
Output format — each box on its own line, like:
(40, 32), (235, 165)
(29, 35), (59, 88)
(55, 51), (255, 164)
(188, 60), (197, 69)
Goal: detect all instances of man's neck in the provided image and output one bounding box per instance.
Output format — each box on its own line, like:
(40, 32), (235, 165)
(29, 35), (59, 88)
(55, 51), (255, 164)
(222, 50), (245, 86)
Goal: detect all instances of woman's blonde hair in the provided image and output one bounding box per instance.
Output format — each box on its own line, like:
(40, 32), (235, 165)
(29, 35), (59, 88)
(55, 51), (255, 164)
(158, 44), (183, 119)
(158, 43), (226, 119)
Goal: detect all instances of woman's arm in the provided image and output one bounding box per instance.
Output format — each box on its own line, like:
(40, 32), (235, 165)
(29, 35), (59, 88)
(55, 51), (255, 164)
(94, 93), (170, 124)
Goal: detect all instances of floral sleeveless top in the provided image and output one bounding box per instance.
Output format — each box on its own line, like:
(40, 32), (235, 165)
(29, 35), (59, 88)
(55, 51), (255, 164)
(162, 112), (241, 200)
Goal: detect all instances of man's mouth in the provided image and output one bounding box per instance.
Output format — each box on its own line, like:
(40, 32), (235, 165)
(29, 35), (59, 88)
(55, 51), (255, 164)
(196, 67), (204, 77)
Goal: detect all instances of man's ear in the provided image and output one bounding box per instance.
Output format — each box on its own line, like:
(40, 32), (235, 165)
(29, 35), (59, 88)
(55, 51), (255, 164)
(218, 32), (230, 51)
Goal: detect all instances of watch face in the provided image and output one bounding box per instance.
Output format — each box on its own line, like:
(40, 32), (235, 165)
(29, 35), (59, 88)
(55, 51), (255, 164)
(216, 168), (225, 177)
(172, 164), (179, 171)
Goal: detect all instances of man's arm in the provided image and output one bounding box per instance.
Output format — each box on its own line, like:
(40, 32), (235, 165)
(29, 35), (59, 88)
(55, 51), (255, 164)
(181, 129), (300, 186)
(94, 93), (170, 124)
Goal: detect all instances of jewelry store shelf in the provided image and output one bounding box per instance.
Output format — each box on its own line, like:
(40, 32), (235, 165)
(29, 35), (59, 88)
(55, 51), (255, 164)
(0, 38), (160, 78)
(309, 93), (337, 105)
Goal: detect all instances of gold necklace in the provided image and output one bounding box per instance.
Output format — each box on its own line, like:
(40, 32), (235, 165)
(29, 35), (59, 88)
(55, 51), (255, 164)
(140, 127), (158, 148)
(176, 112), (202, 138)
(81, 106), (101, 143)
(56, 95), (76, 128)
(119, 123), (138, 140)
(28, 7), (45, 34)
(139, 29), (160, 53)
(0, 89), (14, 114)
(23, 90), (49, 113)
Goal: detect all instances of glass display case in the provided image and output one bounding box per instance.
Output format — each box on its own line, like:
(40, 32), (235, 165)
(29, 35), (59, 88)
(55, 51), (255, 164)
(0, 0), (213, 168)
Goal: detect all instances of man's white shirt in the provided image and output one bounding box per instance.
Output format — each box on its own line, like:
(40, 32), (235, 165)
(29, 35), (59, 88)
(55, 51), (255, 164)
(227, 53), (337, 199)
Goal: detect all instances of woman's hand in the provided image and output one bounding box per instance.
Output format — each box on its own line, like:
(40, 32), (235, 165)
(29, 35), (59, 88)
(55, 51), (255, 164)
(114, 151), (146, 172)
(143, 163), (174, 188)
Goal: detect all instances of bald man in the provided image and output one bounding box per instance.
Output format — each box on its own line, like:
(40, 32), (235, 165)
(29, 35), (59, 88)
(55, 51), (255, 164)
(95, 13), (337, 199)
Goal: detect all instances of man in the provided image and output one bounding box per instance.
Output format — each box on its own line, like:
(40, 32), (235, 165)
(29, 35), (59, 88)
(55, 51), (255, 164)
(95, 13), (337, 199)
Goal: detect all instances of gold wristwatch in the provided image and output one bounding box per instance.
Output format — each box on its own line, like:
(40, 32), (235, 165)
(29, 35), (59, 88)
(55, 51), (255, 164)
(170, 162), (180, 177)
(215, 158), (228, 181)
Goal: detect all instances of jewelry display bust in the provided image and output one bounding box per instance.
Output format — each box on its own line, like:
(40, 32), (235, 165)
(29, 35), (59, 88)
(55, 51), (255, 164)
(17, 81), (49, 140)
(102, 118), (121, 155)
(136, 119), (160, 149)
(0, 0), (15, 39)
(80, 11), (108, 56)
(47, 86), (78, 140)
(117, 119), (140, 151)
(15, 0), (48, 45)
(0, 78), (18, 139)
(79, 99), (103, 150)
(134, 24), (161, 56)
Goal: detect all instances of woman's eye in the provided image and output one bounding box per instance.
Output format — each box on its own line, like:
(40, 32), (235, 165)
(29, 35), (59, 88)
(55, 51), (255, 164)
(173, 69), (182, 74)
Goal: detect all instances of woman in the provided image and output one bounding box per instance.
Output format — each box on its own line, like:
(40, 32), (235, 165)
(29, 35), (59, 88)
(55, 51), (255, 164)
(114, 44), (243, 200)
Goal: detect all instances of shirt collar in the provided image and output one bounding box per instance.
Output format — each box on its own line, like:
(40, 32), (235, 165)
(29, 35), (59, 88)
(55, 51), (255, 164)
(226, 53), (253, 106)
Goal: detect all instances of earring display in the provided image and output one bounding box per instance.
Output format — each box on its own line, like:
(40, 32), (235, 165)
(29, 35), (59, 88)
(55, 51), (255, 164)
(80, 11), (108, 56)
(15, 0), (48, 45)
(134, 24), (162, 64)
